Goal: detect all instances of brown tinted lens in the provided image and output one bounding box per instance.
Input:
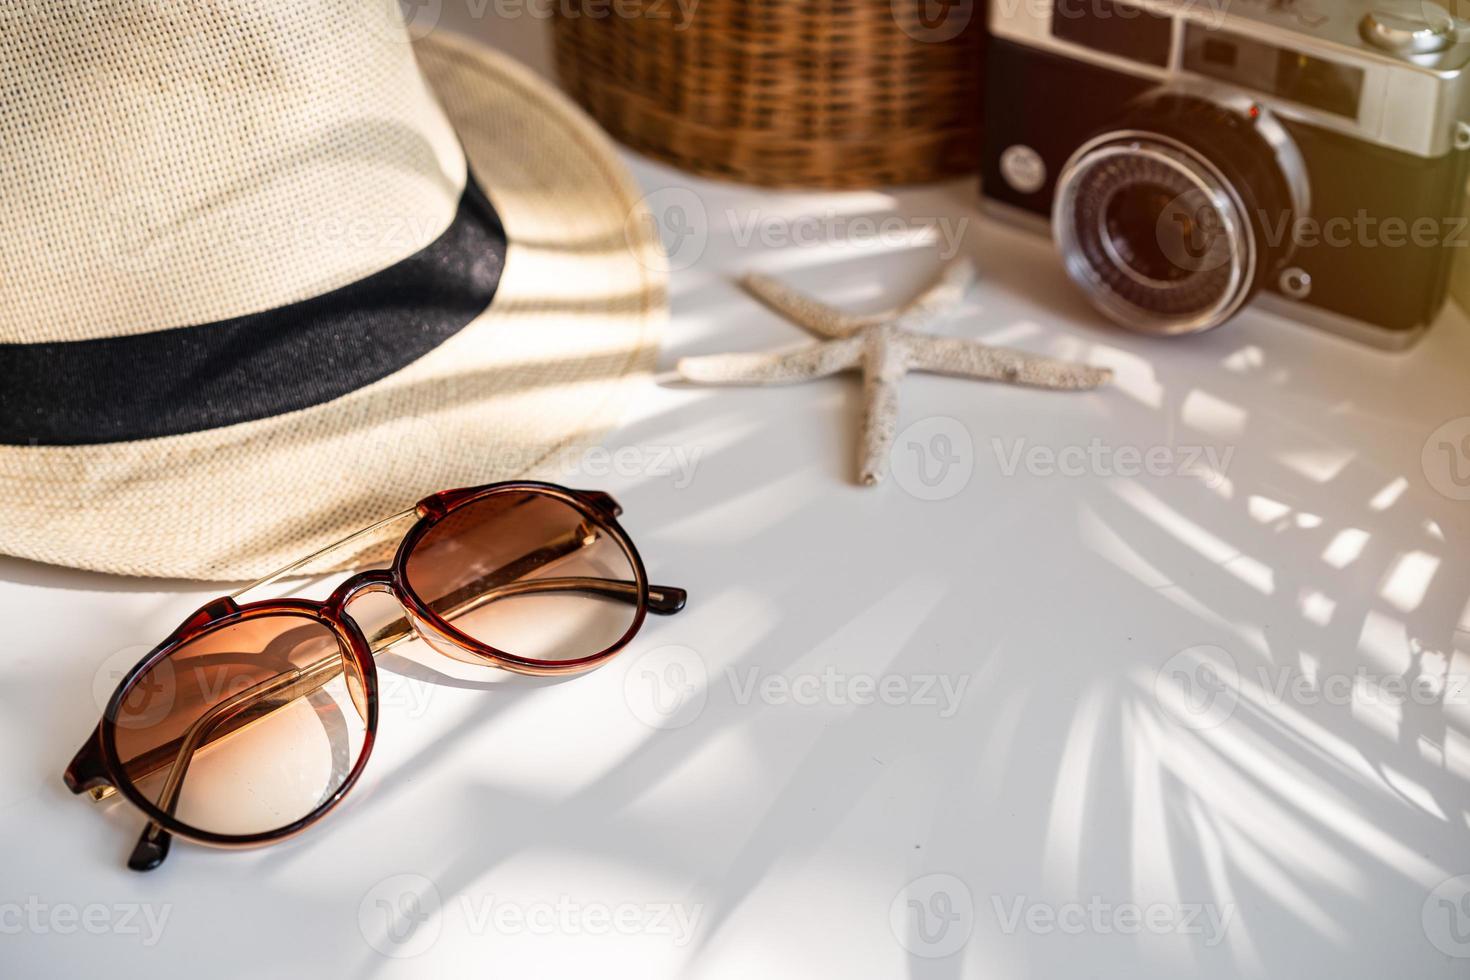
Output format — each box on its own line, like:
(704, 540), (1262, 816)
(404, 490), (640, 663)
(110, 614), (368, 838)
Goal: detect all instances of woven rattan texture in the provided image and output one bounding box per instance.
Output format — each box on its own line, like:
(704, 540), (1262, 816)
(551, 0), (986, 188)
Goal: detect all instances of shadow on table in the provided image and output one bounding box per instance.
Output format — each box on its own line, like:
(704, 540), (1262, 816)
(18, 182), (1470, 979)
(337, 206), (1467, 977)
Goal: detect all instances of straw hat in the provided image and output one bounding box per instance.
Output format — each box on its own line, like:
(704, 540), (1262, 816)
(0, 2), (665, 580)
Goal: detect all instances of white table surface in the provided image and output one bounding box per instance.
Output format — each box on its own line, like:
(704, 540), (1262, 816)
(5, 16), (1470, 980)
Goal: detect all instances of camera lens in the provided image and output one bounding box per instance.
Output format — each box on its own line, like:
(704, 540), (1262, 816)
(1058, 142), (1246, 331)
(1104, 182), (1201, 285)
(1053, 91), (1308, 336)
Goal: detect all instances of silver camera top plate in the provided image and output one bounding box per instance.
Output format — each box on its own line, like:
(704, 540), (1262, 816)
(991, 0), (1470, 157)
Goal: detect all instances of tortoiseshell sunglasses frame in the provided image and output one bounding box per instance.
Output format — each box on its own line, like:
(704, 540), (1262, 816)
(64, 481), (687, 871)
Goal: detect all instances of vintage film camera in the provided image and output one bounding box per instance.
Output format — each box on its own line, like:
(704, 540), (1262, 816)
(981, 0), (1470, 347)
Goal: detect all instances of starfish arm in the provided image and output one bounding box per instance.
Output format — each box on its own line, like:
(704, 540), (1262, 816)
(859, 330), (907, 486)
(905, 335), (1113, 390)
(887, 259), (977, 331)
(677, 336), (863, 385)
(740, 273), (874, 338)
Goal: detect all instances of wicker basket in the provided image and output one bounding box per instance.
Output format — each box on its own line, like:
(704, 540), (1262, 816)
(550, 0), (986, 188)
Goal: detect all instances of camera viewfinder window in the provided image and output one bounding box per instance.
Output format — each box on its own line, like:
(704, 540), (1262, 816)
(1183, 25), (1364, 120)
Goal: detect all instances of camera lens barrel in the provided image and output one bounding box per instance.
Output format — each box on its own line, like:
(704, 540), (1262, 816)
(1053, 91), (1309, 336)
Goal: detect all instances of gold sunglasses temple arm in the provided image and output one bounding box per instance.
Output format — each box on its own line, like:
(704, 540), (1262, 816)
(125, 566), (686, 868)
(364, 578), (686, 661)
(444, 577), (687, 615)
(127, 657), (348, 871)
(230, 507), (419, 600)
(120, 574), (677, 802)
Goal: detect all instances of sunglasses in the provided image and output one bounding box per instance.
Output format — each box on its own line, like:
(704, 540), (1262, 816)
(64, 481), (687, 871)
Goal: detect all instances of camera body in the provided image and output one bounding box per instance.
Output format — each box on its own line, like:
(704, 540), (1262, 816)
(981, 0), (1470, 347)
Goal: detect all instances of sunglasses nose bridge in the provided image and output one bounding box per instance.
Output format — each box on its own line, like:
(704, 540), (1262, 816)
(330, 569), (426, 661)
(329, 568), (397, 609)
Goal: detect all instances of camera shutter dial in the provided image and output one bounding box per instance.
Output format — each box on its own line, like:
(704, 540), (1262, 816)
(1361, 9), (1461, 57)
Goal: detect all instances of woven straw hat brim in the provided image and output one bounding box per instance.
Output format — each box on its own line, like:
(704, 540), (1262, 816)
(0, 34), (665, 581)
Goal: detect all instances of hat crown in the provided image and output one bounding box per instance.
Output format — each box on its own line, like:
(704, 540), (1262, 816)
(0, 0), (466, 343)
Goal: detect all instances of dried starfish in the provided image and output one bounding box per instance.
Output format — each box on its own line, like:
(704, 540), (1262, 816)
(677, 259), (1113, 485)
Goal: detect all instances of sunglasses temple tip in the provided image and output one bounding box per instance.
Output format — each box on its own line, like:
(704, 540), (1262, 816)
(128, 822), (171, 872)
(647, 585), (688, 615)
